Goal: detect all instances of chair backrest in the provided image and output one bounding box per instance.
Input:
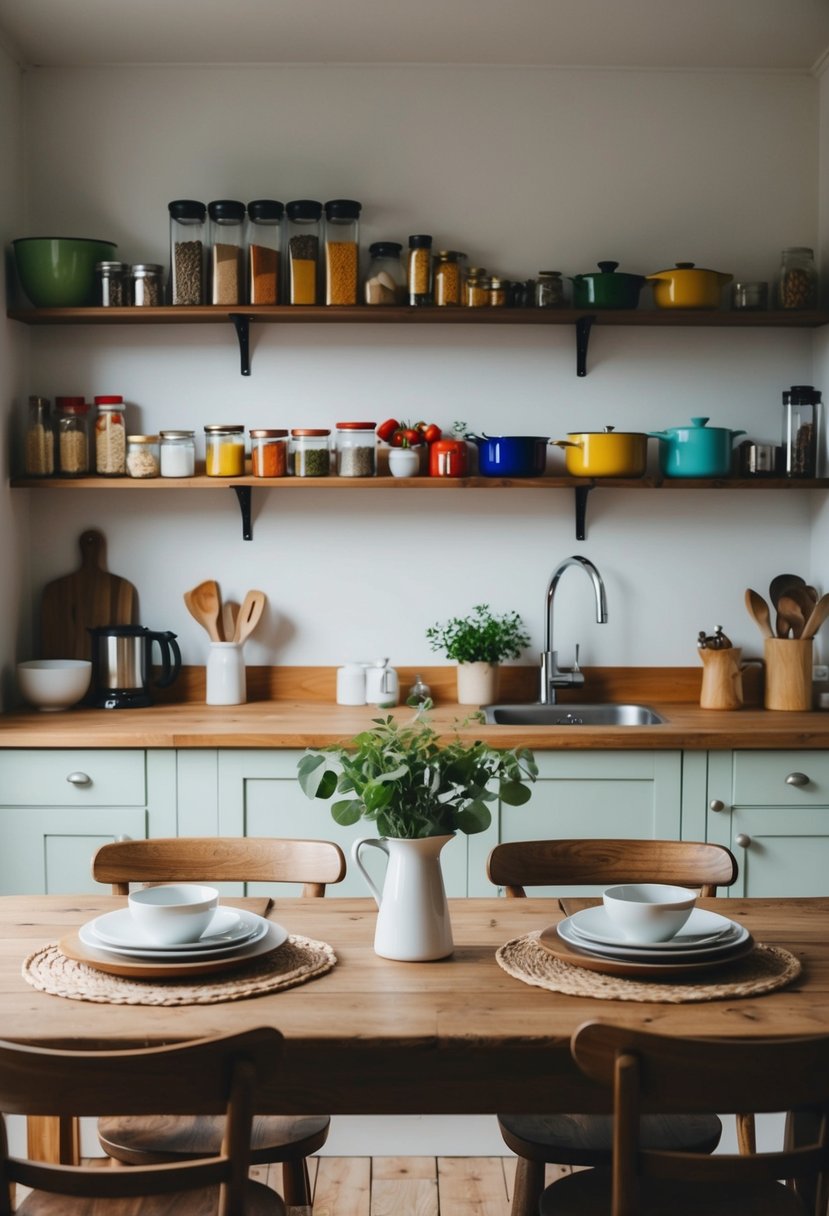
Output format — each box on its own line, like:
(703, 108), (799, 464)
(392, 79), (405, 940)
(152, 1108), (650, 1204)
(92, 836), (346, 897)
(0, 1028), (283, 1216)
(486, 838), (738, 898)
(571, 1020), (829, 1216)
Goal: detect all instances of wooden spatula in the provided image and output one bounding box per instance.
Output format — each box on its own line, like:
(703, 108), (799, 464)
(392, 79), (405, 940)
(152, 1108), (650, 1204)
(233, 589), (266, 644)
(802, 593), (829, 640)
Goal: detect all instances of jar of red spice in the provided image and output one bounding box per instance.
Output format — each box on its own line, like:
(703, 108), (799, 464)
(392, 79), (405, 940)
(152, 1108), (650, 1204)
(250, 428), (289, 477)
(429, 439), (468, 477)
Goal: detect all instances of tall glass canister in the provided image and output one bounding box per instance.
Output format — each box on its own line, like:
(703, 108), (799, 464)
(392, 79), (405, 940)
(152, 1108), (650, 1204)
(285, 200), (322, 304)
(782, 384), (822, 478)
(407, 234), (433, 305)
(324, 199), (361, 305)
(207, 199), (246, 305)
(168, 199), (206, 305)
(247, 199), (283, 304)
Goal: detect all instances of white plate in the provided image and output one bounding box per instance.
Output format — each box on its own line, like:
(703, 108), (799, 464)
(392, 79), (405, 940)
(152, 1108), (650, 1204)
(557, 915), (749, 962)
(567, 905), (738, 950)
(79, 912), (277, 961)
(85, 906), (259, 952)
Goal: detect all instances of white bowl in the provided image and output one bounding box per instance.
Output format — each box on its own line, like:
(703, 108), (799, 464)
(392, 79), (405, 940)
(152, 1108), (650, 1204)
(128, 883), (220, 945)
(17, 659), (92, 712)
(602, 882), (697, 943)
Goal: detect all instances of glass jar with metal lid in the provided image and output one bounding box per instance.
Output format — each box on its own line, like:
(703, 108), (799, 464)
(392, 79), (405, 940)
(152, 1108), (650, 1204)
(159, 430), (196, 478)
(324, 199), (361, 305)
(488, 276), (506, 307)
(434, 250), (461, 306)
(24, 395), (55, 477)
(335, 421), (377, 477)
(250, 428), (289, 478)
(285, 200), (322, 304)
(94, 396), (126, 476)
(130, 263), (164, 306)
(247, 199), (283, 305)
(535, 270), (565, 308)
(407, 235), (433, 306)
(204, 424), (245, 477)
(95, 261), (129, 307)
(464, 267), (488, 308)
(777, 247), (818, 311)
(365, 242), (405, 304)
(169, 199), (206, 305)
(126, 434), (160, 479)
(291, 428), (331, 477)
(56, 397), (90, 477)
(208, 200), (246, 305)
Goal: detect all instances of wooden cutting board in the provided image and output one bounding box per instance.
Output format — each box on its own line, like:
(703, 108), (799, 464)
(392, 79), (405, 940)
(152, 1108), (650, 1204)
(39, 530), (138, 660)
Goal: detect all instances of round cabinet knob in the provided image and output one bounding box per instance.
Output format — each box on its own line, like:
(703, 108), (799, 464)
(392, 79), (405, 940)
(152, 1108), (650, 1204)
(785, 772), (810, 788)
(735, 833), (752, 848)
(66, 771), (91, 787)
(709, 799), (726, 812)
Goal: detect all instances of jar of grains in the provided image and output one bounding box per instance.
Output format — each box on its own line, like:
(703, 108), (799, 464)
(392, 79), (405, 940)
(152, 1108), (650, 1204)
(291, 428), (331, 477)
(24, 395), (55, 477)
(250, 428), (289, 478)
(94, 396), (127, 476)
(777, 247), (818, 310)
(247, 199), (283, 305)
(159, 430), (196, 477)
(95, 261), (129, 307)
(365, 242), (406, 304)
(208, 200), (246, 306)
(169, 199), (206, 305)
(335, 421), (377, 477)
(434, 250), (461, 306)
(126, 434), (160, 479)
(464, 267), (488, 308)
(488, 275), (507, 307)
(204, 424), (245, 476)
(408, 235), (433, 305)
(130, 263), (164, 307)
(285, 200), (322, 304)
(535, 270), (565, 308)
(324, 199), (361, 305)
(56, 397), (90, 477)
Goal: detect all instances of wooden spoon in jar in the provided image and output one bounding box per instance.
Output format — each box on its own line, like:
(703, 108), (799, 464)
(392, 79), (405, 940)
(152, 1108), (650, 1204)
(777, 594), (806, 639)
(233, 589), (267, 645)
(184, 579), (222, 642)
(801, 593), (829, 640)
(744, 588), (774, 640)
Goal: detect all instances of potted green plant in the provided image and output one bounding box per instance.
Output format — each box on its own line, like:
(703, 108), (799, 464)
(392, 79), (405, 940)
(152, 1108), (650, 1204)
(297, 704), (536, 961)
(426, 603), (531, 705)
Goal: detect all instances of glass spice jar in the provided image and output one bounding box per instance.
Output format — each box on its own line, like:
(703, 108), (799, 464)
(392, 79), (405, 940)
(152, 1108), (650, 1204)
(291, 428), (331, 477)
(169, 199), (206, 305)
(777, 247), (818, 311)
(285, 200), (322, 305)
(324, 199), (361, 305)
(24, 395), (55, 477)
(535, 270), (565, 308)
(464, 267), (488, 308)
(408, 234), (433, 305)
(365, 242), (406, 304)
(95, 261), (129, 307)
(94, 396), (126, 476)
(159, 430), (196, 478)
(126, 434), (160, 479)
(434, 250), (461, 306)
(782, 385), (822, 478)
(208, 200), (246, 305)
(130, 263), (164, 307)
(204, 424), (245, 476)
(250, 428), (289, 478)
(247, 199), (283, 305)
(488, 275), (507, 307)
(56, 397), (90, 477)
(335, 421), (377, 477)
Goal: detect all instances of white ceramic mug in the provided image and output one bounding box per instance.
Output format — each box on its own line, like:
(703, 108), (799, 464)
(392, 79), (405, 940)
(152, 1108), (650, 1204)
(206, 642), (246, 705)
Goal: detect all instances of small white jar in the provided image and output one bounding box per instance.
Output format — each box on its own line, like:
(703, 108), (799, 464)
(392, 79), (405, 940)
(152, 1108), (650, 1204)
(336, 663), (367, 706)
(159, 430), (196, 477)
(365, 659), (399, 707)
(388, 447), (419, 478)
(206, 642), (246, 705)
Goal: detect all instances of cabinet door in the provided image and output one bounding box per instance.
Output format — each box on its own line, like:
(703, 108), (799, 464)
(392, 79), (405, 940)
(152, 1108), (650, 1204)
(0, 807), (148, 895)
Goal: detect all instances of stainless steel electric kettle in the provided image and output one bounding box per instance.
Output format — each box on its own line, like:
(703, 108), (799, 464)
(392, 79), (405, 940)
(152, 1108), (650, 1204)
(88, 625), (181, 709)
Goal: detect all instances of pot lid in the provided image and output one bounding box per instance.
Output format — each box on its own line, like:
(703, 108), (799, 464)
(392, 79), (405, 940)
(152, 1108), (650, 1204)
(574, 260), (645, 282)
(565, 425), (647, 437)
(650, 262), (729, 276)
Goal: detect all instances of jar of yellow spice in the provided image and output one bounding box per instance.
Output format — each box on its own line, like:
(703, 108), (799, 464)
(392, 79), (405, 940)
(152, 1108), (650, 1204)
(324, 199), (361, 305)
(285, 199), (322, 304)
(204, 424), (245, 477)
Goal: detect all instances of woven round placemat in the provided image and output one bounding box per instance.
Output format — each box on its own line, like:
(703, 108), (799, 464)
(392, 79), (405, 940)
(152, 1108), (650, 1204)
(22, 935), (336, 1006)
(496, 931), (801, 1003)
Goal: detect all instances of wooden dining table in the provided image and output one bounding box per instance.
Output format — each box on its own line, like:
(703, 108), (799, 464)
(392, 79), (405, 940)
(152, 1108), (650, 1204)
(1, 894), (827, 1162)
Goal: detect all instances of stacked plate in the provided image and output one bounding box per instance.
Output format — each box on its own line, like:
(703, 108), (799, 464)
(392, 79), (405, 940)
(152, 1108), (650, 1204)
(79, 906), (286, 963)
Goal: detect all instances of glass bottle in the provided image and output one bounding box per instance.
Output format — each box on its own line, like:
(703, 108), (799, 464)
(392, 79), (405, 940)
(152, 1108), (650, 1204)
(159, 430), (196, 478)
(488, 275), (507, 307)
(56, 397), (90, 477)
(247, 199), (283, 305)
(130, 263), (164, 307)
(408, 235), (433, 305)
(434, 250), (461, 306)
(285, 200), (322, 304)
(782, 385), (822, 478)
(291, 428), (331, 477)
(464, 267), (488, 308)
(126, 434), (160, 479)
(168, 199), (206, 305)
(365, 242), (406, 304)
(535, 270), (565, 308)
(95, 261), (129, 307)
(24, 395), (55, 477)
(94, 396), (126, 476)
(204, 424), (245, 476)
(207, 199), (246, 305)
(335, 421), (376, 477)
(777, 247), (818, 311)
(250, 428), (289, 478)
(324, 199), (361, 305)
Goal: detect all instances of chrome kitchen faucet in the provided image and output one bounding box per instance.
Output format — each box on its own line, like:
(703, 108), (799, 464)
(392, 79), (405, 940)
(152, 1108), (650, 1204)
(540, 555), (608, 704)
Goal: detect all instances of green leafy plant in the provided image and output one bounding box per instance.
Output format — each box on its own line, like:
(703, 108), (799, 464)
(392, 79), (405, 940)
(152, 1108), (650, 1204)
(426, 603), (531, 665)
(297, 702), (537, 839)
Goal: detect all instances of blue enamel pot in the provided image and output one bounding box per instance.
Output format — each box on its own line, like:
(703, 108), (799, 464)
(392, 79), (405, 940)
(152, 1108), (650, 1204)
(648, 416), (746, 478)
(466, 434), (549, 477)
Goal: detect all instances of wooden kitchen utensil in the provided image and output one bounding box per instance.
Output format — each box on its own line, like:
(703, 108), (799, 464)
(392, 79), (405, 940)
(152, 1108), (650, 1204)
(801, 592), (829, 640)
(777, 594), (806, 639)
(221, 600), (239, 643)
(39, 530), (138, 660)
(184, 580), (222, 642)
(744, 588), (773, 639)
(233, 589), (266, 644)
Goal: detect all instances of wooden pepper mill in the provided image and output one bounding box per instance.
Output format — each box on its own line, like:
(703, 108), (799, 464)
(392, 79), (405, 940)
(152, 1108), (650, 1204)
(699, 626), (744, 710)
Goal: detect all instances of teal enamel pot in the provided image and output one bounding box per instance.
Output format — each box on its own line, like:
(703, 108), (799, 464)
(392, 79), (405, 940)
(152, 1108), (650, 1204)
(648, 416), (746, 478)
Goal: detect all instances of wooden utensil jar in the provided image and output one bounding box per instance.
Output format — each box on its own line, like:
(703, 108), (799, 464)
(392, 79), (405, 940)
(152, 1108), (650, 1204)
(763, 638), (813, 711)
(699, 647), (747, 710)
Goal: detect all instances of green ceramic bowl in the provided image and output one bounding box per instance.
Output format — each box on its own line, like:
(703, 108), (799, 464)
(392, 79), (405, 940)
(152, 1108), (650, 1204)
(13, 237), (118, 307)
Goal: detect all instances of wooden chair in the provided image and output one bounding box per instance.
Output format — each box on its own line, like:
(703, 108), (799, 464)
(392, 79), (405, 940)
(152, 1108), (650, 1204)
(486, 838), (739, 1216)
(540, 1021), (829, 1216)
(0, 1028), (285, 1216)
(91, 836), (346, 1210)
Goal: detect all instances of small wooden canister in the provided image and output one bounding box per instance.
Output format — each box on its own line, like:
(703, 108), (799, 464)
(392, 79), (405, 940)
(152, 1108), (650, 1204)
(763, 638), (813, 711)
(699, 647), (744, 710)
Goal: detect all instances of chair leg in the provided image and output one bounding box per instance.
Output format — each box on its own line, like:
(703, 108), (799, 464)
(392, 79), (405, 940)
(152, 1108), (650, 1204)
(736, 1113), (756, 1154)
(511, 1156), (546, 1216)
(282, 1158), (313, 1208)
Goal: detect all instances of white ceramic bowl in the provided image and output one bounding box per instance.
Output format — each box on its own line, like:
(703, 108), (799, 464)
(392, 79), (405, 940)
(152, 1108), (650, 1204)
(602, 882), (697, 943)
(128, 883), (220, 945)
(16, 659), (92, 712)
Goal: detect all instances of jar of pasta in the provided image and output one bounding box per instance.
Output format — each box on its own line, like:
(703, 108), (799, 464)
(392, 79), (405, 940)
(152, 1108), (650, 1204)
(56, 397), (90, 477)
(126, 434), (160, 479)
(285, 200), (322, 304)
(291, 428), (331, 477)
(250, 428), (289, 477)
(94, 396), (126, 476)
(434, 250), (461, 306)
(204, 424), (245, 476)
(407, 235), (433, 305)
(24, 395), (55, 477)
(324, 199), (361, 305)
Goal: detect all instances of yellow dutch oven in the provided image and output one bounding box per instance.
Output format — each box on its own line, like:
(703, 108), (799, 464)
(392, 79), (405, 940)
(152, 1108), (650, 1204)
(551, 426), (649, 477)
(646, 261), (733, 309)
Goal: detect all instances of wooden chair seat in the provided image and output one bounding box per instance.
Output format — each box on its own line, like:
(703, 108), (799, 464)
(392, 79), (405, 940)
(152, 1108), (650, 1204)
(498, 1110), (722, 1165)
(98, 1113), (330, 1165)
(540, 1167), (809, 1216)
(16, 1178), (282, 1216)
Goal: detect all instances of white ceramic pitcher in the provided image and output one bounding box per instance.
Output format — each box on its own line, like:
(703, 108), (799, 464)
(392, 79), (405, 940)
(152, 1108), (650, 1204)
(351, 834), (455, 961)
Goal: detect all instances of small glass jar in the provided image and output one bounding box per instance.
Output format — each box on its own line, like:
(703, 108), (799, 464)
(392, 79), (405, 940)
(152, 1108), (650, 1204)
(208, 199), (246, 305)
(291, 428), (331, 477)
(782, 384), (822, 478)
(434, 250), (461, 306)
(365, 242), (406, 304)
(250, 428), (289, 478)
(408, 235), (433, 305)
(324, 199), (361, 305)
(95, 261), (129, 307)
(24, 395), (55, 477)
(204, 424), (245, 476)
(169, 199), (206, 305)
(777, 247), (818, 311)
(464, 267), (488, 308)
(731, 281), (768, 311)
(535, 270), (565, 308)
(130, 263), (164, 307)
(285, 200), (322, 304)
(488, 275), (507, 307)
(247, 199), (283, 305)
(336, 421), (377, 478)
(56, 397), (90, 477)
(159, 430), (196, 478)
(94, 396), (126, 476)
(126, 434), (160, 479)
(429, 438), (468, 477)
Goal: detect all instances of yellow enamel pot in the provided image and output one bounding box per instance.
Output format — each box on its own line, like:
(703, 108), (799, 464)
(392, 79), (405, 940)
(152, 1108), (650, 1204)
(646, 262), (733, 309)
(551, 426), (649, 477)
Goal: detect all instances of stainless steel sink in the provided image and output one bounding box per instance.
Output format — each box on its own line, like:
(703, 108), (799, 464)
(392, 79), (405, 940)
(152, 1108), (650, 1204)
(482, 703), (666, 726)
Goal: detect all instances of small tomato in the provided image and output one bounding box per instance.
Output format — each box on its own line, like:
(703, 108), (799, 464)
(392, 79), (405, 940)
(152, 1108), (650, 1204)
(403, 428), (422, 446)
(390, 429), (406, 447)
(423, 423), (442, 444)
(376, 418), (400, 443)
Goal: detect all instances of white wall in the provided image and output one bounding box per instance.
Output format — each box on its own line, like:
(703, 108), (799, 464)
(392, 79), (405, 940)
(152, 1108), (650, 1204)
(9, 64), (825, 677)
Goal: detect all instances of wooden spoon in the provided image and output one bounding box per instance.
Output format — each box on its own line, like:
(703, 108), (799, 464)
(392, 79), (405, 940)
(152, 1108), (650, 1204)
(233, 589), (266, 645)
(744, 588), (773, 639)
(185, 579), (222, 642)
(221, 600), (239, 643)
(801, 593), (829, 640)
(778, 594), (806, 639)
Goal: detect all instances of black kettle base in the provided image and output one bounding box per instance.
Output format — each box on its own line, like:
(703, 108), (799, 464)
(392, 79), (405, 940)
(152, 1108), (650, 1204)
(93, 689), (153, 710)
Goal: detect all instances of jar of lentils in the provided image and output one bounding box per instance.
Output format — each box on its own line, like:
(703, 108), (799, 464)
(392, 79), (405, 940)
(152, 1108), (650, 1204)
(95, 261), (129, 307)
(159, 430), (196, 477)
(126, 434), (160, 479)
(336, 421), (376, 477)
(130, 263), (164, 306)
(94, 396), (126, 476)
(204, 425), (245, 476)
(291, 428), (331, 477)
(777, 247), (818, 310)
(169, 199), (206, 305)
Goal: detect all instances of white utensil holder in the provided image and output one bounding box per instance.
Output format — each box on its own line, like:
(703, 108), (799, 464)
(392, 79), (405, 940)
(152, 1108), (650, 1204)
(206, 641), (246, 705)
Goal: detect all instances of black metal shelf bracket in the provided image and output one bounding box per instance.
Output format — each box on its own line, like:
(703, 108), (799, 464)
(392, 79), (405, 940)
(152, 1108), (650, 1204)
(229, 313), (252, 376)
(233, 485), (253, 540)
(574, 484), (591, 540)
(575, 314), (595, 377)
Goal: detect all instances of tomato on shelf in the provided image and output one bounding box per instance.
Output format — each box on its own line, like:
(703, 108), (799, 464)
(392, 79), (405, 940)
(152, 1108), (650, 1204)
(376, 418), (400, 443)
